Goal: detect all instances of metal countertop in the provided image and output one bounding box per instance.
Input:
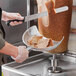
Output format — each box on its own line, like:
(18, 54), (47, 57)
(2, 53), (76, 76)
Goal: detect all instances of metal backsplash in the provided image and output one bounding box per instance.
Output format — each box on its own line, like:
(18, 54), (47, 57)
(68, 0), (76, 55)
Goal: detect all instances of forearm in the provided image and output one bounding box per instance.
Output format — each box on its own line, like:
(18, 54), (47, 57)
(0, 42), (18, 58)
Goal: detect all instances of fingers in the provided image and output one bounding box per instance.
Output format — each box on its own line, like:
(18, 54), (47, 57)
(15, 52), (28, 63)
(9, 13), (24, 20)
(5, 12), (24, 26)
(12, 46), (29, 63)
(10, 21), (23, 26)
(10, 13), (24, 26)
(14, 13), (24, 20)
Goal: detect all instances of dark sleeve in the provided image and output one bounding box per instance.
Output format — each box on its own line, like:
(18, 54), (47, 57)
(0, 30), (5, 49)
(0, 8), (5, 49)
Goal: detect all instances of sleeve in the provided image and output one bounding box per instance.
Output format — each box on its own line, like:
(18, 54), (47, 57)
(0, 8), (5, 49)
(0, 29), (5, 49)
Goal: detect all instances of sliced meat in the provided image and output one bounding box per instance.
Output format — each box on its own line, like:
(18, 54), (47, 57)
(27, 35), (43, 47)
(37, 38), (53, 48)
(47, 38), (54, 47)
(37, 39), (50, 48)
(27, 35), (53, 48)
(45, 0), (56, 14)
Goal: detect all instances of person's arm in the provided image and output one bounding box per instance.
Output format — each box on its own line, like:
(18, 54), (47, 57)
(2, 10), (24, 26)
(0, 41), (29, 63)
(0, 32), (29, 63)
(0, 30), (17, 57)
(0, 41), (18, 58)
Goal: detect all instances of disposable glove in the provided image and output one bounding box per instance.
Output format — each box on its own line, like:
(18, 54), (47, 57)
(2, 11), (24, 26)
(12, 46), (29, 63)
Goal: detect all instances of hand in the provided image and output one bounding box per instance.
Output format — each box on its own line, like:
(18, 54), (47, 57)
(12, 46), (29, 63)
(2, 11), (24, 26)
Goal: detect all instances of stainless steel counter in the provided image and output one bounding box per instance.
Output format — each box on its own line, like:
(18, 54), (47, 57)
(2, 53), (76, 76)
(16, 60), (76, 76)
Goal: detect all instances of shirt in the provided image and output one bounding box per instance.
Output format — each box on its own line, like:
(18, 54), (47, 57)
(0, 8), (6, 65)
(0, 8), (5, 49)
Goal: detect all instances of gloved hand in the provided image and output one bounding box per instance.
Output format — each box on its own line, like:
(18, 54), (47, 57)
(12, 46), (29, 63)
(2, 11), (24, 26)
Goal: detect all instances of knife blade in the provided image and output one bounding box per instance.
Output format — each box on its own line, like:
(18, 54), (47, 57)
(6, 6), (68, 26)
(24, 6), (68, 22)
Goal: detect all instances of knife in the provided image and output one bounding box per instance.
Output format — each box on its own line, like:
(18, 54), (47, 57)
(6, 6), (68, 26)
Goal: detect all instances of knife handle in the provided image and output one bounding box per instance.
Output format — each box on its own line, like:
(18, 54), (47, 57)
(6, 17), (25, 26)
